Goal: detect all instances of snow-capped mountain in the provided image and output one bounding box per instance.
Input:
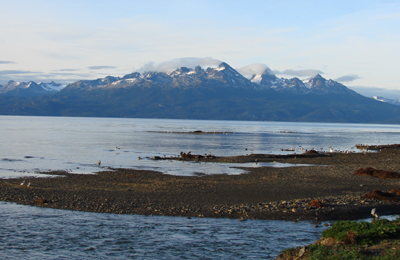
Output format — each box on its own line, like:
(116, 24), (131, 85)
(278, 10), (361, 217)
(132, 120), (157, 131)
(0, 80), (65, 97)
(205, 62), (254, 89)
(66, 62), (256, 91)
(250, 71), (358, 96)
(64, 62), (356, 96)
(0, 61), (399, 123)
(373, 96), (400, 106)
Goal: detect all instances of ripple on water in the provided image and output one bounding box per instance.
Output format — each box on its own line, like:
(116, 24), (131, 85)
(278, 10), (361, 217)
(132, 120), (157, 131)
(0, 202), (328, 259)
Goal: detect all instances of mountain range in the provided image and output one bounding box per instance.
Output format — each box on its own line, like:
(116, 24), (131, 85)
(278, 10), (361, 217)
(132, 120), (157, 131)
(0, 81), (64, 97)
(0, 62), (399, 123)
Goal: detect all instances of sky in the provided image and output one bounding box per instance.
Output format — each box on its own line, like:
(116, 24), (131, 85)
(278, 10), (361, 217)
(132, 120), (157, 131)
(1, 0), (400, 98)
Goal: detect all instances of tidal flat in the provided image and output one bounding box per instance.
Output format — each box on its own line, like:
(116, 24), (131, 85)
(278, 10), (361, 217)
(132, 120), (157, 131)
(1, 146), (400, 221)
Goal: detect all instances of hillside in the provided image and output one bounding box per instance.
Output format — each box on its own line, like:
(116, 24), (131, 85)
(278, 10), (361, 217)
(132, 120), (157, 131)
(0, 62), (399, 123)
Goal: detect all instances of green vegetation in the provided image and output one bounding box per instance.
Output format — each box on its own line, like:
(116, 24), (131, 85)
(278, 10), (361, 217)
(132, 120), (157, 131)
(277, 218), (400, 259)
(305, 243), (400, 260)
(322, 219), (400, 245)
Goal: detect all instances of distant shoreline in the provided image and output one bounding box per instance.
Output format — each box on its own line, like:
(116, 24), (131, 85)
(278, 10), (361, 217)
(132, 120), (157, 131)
(148, 130), (235, 134)
(1, 147), (400, 221)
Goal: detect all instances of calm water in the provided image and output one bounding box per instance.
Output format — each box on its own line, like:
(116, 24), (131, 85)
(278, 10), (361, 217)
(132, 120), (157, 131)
(1, 116), (400, 178)
(1, 116), (400, 259)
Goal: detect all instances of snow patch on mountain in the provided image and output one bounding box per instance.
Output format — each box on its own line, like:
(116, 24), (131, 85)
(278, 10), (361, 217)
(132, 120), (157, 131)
(40, 82), (65, 91)
(373, 96), (400, 106)
(250, 74), (262, 84)
(302, 79), (311, 89)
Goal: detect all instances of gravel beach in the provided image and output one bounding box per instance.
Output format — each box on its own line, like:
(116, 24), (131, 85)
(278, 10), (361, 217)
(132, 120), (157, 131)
(1, 146), (400, 221)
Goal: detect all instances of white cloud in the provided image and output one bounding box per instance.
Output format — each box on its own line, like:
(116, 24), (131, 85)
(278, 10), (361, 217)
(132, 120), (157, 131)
(58, 69), (80, 72)
(349, 86), (400, 99)
(0, 61), (16, 64)
(88, 66), (117, 70)
(139, 57), (223, 72)
(237, 63), (269, 76)
(0, 70), (35, 75)
(335, 74), (360, 82)
(156, 57), (222, 72)
(0, 69), (92, 85)
(138, 62), (156, 73)
(274, 69), (324, 77)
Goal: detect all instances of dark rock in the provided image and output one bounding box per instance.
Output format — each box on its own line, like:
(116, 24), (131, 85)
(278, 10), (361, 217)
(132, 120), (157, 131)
(307, 199), (324, 207)
(34, 199), (49, 204)
(389, 188), (400, 196)
(303, 150), (319, 155)
(363, 190), (400, 201)
(354, 167), (400, 179)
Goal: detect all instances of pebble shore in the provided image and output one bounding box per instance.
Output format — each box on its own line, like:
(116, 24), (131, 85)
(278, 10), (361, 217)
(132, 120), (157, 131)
(1, 146), (400, 221)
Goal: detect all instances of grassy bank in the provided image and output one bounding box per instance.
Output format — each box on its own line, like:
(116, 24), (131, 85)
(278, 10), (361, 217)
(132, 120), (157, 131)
(277, 217), (400, 259)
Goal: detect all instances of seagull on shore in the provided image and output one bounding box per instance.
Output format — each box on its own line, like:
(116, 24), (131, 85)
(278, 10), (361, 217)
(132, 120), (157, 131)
(371, 208), (379, 220)
(27, 182), (31, 187)
(20, 180), (26, 186)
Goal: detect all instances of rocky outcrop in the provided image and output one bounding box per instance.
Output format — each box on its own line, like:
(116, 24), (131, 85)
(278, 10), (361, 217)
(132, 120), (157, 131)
(354, 167), (400, 179)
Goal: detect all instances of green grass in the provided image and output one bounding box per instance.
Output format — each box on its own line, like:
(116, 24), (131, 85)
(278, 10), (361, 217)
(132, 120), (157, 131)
(307, 244), (364, 260)
(322, 218), (400, 245)
(278, 218), (400, 259)
(306, 244), (400, 260)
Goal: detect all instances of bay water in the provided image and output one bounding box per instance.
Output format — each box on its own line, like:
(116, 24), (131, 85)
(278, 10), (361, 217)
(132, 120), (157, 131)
(2, 116), (399, 178)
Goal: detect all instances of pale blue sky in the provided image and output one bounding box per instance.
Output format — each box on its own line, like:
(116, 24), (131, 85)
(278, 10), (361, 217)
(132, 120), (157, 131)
(1, 0), (400, 97)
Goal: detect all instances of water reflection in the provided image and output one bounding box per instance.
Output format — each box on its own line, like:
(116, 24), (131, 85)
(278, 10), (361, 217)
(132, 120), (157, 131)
(1, 116), (400, 178)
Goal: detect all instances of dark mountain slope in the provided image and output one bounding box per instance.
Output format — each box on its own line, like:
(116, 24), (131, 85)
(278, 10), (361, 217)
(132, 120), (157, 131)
(1, 84), (397, 123)
(0, 62), (399, 123)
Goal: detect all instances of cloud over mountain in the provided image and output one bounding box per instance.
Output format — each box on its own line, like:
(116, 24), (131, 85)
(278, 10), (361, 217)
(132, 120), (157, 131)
(274, 69), (324, 77)
(139, 57), (223, 73)
(335, 74), (360, 82)
(237, 63), (270, 77)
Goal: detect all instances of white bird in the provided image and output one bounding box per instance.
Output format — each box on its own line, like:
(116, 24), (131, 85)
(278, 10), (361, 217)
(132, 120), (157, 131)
(20, 180), (26, 186)
(371, 208), (379, 220)
(27, 182), (31, 187)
